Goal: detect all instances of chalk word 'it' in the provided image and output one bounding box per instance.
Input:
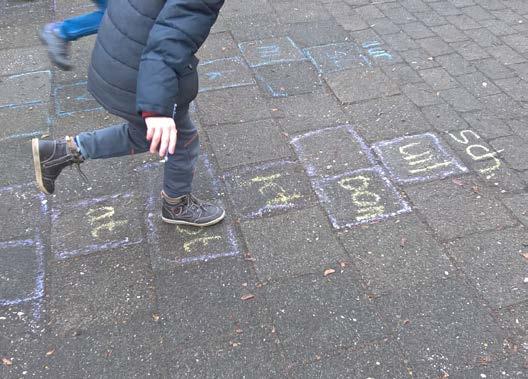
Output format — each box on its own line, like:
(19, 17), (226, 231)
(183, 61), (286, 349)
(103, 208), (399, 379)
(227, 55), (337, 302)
(53, 193), (143, 260)
(447, 130), (504, 179)
(314, 167), (411, 229)
(373, 133), (468, 184)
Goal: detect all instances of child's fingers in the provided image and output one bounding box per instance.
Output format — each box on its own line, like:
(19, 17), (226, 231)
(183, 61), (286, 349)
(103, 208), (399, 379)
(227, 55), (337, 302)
(169, 128), (177, 155)
(159, 127), (170, 157)
(150, 127), (162, 154)
(146, 124), (154, 141)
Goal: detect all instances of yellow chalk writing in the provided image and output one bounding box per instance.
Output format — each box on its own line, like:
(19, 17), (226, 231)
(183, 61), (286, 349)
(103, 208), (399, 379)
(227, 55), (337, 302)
(448, 130), (504, 178)
(249, 173), (302, 207)
(398, 142), (452, 174)
(338, 175), (385, 221)
(183, 236), (222, 253)
(86, 206), (128, 238)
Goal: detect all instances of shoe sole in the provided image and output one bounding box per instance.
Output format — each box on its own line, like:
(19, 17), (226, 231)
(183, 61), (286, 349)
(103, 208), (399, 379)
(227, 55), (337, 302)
(32, 138), (50, 195)
(38, 29), (73, 71)
(162, 209), (226, 227)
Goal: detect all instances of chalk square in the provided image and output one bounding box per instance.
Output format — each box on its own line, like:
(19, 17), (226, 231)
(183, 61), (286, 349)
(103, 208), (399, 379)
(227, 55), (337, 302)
(0, 185), (43, 241)
(325, 67), (400, 103)
(315, 167), (411, 229)
(0, 104), (49, 142)
(223, 160), (316, 219)
(0, 71), (51, 108)
(0, 242), (39, 304)
(148, 212), (240, 271)
(51, 193), (143, 260)
(239, 36), (305, 67)
(241, 207), (347, 281)
(304, 42), (369, 74)
(254, 61), (322, 97)
(291, 125), (374, 178)
(198, 56), (255, 92)
(54, 81), (102, 117)
(372, 133), (468, 184)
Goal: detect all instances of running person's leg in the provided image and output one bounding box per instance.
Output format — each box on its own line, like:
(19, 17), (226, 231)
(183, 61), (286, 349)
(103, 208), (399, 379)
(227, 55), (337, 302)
(32, 121), (149, 195)
(40, 0), (107, 70)
(32, 112), (224, 226)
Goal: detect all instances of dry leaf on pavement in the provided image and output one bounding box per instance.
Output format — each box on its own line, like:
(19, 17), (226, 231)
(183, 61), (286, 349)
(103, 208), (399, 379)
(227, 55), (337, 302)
(323, 268), (336, 277)
(2, 357), (12, 367)
(241, 294), (255, 301)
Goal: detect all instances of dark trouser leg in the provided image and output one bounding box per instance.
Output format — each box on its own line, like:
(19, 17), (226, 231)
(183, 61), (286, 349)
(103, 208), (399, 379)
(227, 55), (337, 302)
(74, 108), (199, 199)
(74, 122), (149, 159)
(163, 107), (199, 198)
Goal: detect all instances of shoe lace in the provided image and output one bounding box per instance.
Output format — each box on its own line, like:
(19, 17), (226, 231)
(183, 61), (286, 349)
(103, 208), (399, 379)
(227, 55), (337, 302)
(186, 194), (208, 212)
(72, 162), (89, 183)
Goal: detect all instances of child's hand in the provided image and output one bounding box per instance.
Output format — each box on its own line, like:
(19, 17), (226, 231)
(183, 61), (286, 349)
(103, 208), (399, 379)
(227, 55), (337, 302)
(145, 117), (177, 157)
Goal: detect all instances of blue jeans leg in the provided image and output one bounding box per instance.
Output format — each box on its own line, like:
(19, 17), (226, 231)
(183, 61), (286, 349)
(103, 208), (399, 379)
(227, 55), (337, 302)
(75, 108), (198, 198)
(58, 0), (107, 41)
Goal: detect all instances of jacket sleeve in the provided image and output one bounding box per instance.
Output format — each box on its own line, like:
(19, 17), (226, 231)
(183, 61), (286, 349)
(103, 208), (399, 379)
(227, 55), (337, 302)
(136, 0), (224, 116)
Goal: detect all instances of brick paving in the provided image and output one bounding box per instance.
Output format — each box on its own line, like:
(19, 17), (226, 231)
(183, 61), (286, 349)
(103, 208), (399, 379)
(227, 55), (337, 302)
(2, 0), (528, 377)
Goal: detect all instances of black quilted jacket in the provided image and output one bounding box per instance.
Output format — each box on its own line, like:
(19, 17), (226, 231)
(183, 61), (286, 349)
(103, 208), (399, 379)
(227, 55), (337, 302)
(87, 0), (224, 123)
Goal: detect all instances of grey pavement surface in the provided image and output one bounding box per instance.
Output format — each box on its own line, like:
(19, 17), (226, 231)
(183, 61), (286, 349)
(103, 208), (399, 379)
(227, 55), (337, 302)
(2, 0), (528, 377)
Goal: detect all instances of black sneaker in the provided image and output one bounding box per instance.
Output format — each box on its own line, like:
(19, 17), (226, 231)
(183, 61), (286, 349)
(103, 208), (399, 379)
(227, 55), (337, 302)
(39, 23), (73, 71)
(161, 192), (225, 227)
(32, 137), (85, 194)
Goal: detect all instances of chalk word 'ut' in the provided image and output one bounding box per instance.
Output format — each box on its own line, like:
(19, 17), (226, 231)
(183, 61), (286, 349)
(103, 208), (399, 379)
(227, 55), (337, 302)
(373, 133), (468, 184)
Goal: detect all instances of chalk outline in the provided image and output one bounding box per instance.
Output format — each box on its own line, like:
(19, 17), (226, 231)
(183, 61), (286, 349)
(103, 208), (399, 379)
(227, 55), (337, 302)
(143, 154), (240, 265)
(0, 105), (51, 142)
(313, 166), (412, 229)
(291, 124), (377, 177)
(223, 159), (312, 219)
(303, 42), (372, 74)
(146, 194), (240, 266)
(239, 36), (307, 68)
(54, 81), (103, 117)
(0, 186), (47, 324)
(372, 132), (469, 184)
(51, 192), (143, 260)
(0, 70), (51, 109)
(198, 56), (256, 92)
